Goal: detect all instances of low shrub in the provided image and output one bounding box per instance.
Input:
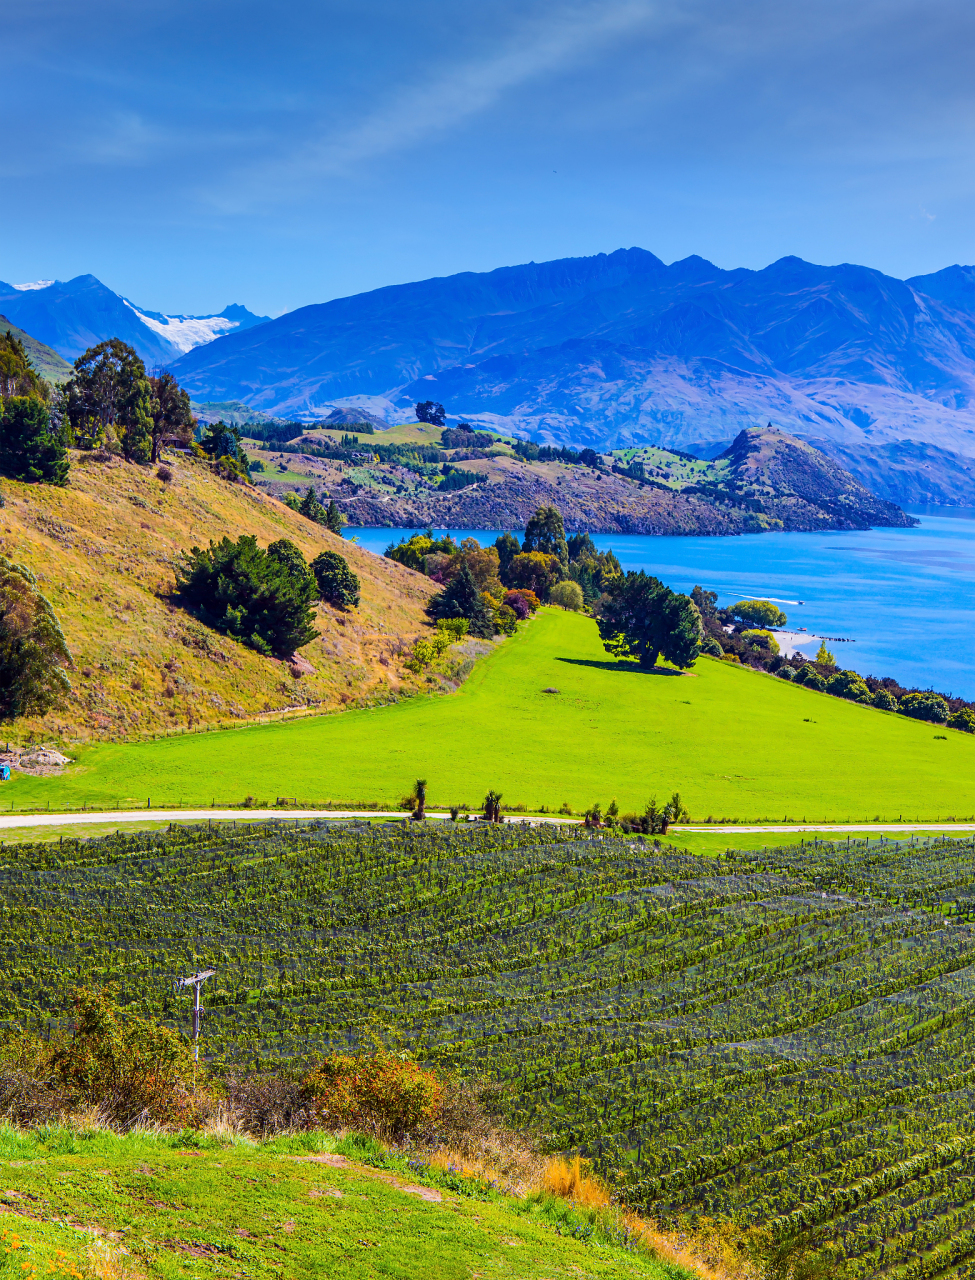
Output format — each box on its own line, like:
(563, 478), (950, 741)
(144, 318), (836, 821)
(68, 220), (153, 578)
(0, 989), (207, 1129)
(776, 665), (796, 681)
(300, 1050), (442, 1140)
(949, 707), (975, 732)
(873, 688), (898, 711)
(899, 691), (949, 724)
(799, 665), (826, 691)
(741, 628), (780, 655)
(826, 669), (871, 702)
(311, 549), (360, 609)
(504, 589), (540, 616)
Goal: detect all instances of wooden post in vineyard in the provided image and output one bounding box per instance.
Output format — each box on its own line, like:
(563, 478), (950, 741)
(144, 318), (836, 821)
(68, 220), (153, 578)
(176, 968), (217, 1061)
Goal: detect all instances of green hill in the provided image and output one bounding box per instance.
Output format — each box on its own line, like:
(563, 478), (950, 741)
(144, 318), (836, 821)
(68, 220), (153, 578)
(11, 607), (974, 820)
(0, 1128), (694, 1280)
(0, 314), (74, 383)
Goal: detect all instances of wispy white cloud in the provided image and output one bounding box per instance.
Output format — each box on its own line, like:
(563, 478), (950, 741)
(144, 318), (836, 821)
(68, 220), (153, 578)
(209, 0), (665, 208)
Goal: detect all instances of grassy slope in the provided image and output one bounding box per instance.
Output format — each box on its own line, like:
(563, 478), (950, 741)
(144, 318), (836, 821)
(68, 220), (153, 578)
(10, 608), (974, 819)
(0, 1129), (689, 1280)
(0, 316), (74, 384)
(0, 452), (437, 745)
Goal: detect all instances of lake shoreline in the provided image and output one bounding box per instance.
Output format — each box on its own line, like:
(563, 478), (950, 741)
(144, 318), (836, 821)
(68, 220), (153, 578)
(348, 508), (975, 699)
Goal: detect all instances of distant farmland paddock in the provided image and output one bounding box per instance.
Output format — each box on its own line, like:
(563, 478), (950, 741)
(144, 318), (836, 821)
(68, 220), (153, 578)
(10, 818), (975, 1278)
(10, 609), (974, 821)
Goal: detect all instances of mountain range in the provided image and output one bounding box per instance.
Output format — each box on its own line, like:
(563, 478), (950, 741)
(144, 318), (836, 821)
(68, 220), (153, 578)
(0, 275), (268, 367)
(7, 253), (975, 504)
(165, 249), (975, 505)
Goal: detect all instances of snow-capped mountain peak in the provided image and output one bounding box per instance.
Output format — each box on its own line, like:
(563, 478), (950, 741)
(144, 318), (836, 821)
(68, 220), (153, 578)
(12, 280), (55, 291)
(123, 301), (242, 355)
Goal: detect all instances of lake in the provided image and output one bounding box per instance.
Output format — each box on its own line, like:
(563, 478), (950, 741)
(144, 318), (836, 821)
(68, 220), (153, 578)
(347, 507), (975, 699)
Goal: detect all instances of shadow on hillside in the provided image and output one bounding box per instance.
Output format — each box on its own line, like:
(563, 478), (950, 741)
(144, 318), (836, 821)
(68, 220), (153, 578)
(554, 658), (684, 677)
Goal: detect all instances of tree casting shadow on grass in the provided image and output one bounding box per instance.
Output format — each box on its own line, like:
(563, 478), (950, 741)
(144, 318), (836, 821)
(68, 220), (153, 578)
(555, 658), (686, 676)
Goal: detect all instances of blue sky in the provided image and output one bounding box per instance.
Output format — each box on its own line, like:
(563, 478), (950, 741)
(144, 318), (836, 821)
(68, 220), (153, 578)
(4, 0), (974, 315)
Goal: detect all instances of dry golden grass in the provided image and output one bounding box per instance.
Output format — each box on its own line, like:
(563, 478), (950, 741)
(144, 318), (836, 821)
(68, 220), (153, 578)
(0, 450), (439, 745)
(530, 1156), (759, 1280)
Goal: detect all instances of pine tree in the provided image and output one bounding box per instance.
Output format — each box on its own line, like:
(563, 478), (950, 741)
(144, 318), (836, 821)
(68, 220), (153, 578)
(325, 500), (344, 534)
(597, 571), (702, 669)
(0, 397), (69, 486)
(429, 562), (494, 637)
(0, 554), (72, 718)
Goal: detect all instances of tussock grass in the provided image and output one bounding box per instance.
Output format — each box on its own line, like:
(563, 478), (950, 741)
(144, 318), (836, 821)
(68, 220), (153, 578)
(0, 449), (436, 746)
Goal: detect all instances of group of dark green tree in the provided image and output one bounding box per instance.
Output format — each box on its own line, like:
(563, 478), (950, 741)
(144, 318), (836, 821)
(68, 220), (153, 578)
(693, 588), (975, 730)
(175, 537), (360, 658)
(281, 485), (345, 534)
(0, 331), (365, 716)
(0, 330), (259, 486)
(384, 505), (706, 670)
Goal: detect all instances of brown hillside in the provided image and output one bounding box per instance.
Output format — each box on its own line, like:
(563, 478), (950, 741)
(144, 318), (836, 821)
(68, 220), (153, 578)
(0, 452), (437, 745)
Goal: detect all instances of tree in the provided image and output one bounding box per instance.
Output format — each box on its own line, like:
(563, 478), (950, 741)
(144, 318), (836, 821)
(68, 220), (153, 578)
(729, 599), (787, 628)
(411, 778), (427, 821)
(949, 707), (975, 732)
(324, 499), (344, 535)
(175, 534), (318, 657)
(266, 539), (316, 593)
(148, 371), (194, 462)
(568, 531), (598, 561)
(494, 603), (517, 635)
(742, 629), (780, 655)
(691, 585), (718, 617)
(899, 691), (949, 724)
(815, 641), (836, 666)
(0, 330), (48, 400)
(415, 400), (446, 426)
(826, 669), (871, 702)
(299, 486), (327, 523)
(66, 339), (153, 462)
(550, 580), (584, 611)
(483, 790), (503, 822)
(494, 531), (521, 582)
(311, 549), (360, 609)
(507, 552), (562, 601)
(198, 421), (250, 482)
(522, 505), (568, 572)
(0, 397), (69, 485)
(0, 554), (72, 719)
(596, 572), (702, 670)
(429, 562), (494, 637)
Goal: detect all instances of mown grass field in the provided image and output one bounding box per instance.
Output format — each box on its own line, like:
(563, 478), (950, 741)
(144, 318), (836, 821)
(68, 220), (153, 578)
(11, 608), (975, 822)
(0, 1128), (688, 1280)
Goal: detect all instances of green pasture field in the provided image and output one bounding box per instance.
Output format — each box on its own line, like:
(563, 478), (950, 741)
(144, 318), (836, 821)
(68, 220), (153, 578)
(8, 609), (974, 821)
(0, 1128), (686, 1280)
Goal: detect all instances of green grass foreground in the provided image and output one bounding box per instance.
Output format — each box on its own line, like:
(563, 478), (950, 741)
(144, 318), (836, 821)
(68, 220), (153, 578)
(0, 1128), (689, 1280)
(9, 609), (975, 820)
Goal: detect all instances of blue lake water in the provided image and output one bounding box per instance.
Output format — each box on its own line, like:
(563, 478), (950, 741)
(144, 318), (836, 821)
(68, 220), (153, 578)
(347, 508), (975, 699)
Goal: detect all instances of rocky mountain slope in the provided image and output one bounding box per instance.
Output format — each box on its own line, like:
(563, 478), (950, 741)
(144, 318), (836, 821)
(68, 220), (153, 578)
(0, 455), (439, 744)
(252, 424), (913, 534)
(167, 248), (975, 505)
(0, 275), (269, 365)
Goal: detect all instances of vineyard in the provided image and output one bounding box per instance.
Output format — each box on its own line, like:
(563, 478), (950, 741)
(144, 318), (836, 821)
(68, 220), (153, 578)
(5, 819), (975, 1275)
